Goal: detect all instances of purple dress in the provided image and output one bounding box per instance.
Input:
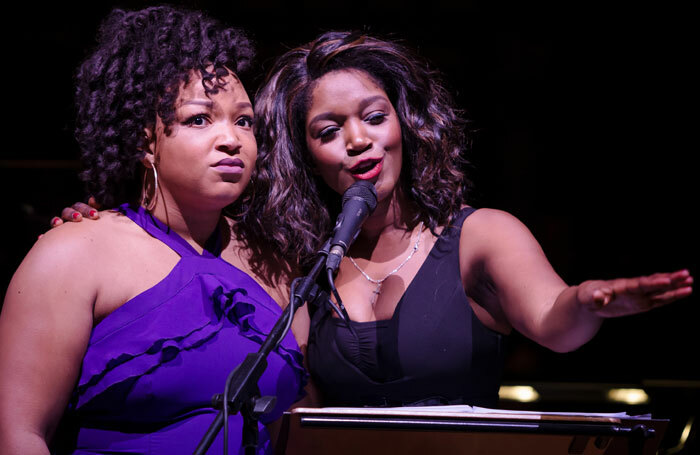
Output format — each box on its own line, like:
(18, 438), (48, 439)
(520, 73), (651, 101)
(54, 204), (307, 455)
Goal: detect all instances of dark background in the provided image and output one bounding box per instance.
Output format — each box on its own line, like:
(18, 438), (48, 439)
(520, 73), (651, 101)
(1, 0), (697, 444)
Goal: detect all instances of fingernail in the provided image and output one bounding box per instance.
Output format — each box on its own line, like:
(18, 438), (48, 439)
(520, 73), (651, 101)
(51, 217), (60, 226)
(89, 210), (97, 217)
(38, 234), (43, 240)
(72, 212), (80, 220)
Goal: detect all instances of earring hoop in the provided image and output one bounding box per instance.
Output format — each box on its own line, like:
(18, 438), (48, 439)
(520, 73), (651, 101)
(141, 164), (159, 210)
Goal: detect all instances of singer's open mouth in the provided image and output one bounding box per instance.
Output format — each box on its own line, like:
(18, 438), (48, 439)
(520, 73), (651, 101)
(349, 157), (383, 180)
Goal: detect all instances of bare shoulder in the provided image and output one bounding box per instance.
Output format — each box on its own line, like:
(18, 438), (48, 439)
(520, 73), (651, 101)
(464, 207), (527, 230)
(461, 207), (565, 292)
(457, 207), (566, 336)
(458, 207), (551, 284)
(31, 210), (133, 262)
(7, 210), (142, 307)
(461, 208), (535, 254)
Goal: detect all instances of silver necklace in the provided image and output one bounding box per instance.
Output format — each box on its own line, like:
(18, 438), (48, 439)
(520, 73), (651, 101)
(348, 221), (424, 306)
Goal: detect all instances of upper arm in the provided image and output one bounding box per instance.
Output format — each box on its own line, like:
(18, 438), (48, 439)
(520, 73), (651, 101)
(0, 227), (98, 448)
(291, 303), (310, 356)
(462, 209), (568, 342)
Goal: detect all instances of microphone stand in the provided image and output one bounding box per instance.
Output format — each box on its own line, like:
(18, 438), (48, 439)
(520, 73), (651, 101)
(193, 241), (331, 455)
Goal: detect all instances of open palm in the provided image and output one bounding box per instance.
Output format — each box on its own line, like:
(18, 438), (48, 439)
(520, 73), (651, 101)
(578, 270), (693, 318)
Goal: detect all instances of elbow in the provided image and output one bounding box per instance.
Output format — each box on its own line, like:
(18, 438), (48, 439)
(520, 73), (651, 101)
(533, 326), (597, 353)
(527, 289), (602, 353)
(0, 418), (51, 455)
(0, 431), (50, 455)
(542, 338), (585, 353)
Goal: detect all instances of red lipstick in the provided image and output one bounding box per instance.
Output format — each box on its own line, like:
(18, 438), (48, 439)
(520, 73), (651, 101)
(349, 157), (383, 180)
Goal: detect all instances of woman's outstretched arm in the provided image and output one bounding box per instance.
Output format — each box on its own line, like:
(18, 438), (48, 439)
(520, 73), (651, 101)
(463, 209), (692, 352)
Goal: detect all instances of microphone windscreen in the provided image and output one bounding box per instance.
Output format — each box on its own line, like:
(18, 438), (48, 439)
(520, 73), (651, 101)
(342, 181), (377, 211)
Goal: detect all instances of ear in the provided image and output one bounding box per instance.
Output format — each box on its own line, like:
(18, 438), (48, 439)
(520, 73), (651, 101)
(141, 127), (156, 168)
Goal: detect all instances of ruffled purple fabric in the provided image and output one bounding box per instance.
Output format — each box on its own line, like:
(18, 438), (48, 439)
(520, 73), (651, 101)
(75, 275), (305, 409)
(68, 204), (307, 445)
(210, 285), (306, 381)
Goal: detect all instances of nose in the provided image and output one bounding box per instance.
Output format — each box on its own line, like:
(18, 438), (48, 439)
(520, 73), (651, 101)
(215, 122), (242, 154)
(345, 119), (371, 156)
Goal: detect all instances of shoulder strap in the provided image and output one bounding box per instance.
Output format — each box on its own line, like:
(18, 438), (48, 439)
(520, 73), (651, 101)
(451, 206), (478, 229)
(118, 204), (202, 258)
(442, 207), (478, 241)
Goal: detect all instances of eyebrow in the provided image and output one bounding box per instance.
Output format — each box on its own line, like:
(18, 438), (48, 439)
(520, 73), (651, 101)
(181, 100), (214, 108)
(236, 101), (254, 110)
(180, 100), (253, 110)
(308, 95), (389, 126)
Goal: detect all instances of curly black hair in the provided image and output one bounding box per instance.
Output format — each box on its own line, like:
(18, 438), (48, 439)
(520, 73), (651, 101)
(237, 31), (473, 275)
(74, 5), (254, 207)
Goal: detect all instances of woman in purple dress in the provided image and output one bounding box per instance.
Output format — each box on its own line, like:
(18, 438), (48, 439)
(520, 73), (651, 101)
(0, 6), (306, 455)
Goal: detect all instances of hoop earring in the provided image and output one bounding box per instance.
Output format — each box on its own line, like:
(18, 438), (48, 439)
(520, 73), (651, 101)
(141, 165), (159, 211)
(151, 165), (159, 207)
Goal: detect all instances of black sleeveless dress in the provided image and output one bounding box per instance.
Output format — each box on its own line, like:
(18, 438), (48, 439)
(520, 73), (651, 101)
(307, 208), (506, 407)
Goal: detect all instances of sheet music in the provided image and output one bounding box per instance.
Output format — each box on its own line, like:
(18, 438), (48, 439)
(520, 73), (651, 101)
(315, 405), (651, 419)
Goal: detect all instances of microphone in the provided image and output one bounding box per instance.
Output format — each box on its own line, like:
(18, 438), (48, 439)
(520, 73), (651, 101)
(325, 181), (378, 273)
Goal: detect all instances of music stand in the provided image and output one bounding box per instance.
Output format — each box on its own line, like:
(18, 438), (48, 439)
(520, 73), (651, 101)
(278, 407), (668, 455)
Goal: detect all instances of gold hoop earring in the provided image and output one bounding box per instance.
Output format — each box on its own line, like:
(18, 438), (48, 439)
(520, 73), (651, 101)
(141, 165), (159, 210)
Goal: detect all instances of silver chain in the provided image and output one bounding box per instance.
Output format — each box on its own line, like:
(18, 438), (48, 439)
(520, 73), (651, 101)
(348, 222), (424, 305)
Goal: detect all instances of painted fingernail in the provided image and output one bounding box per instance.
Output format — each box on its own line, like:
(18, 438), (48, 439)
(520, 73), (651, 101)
(72, 212), (80, 220)
(51, 217), (60, 226)
(89, 210), (97, 217)
(38, 234), (43, 240)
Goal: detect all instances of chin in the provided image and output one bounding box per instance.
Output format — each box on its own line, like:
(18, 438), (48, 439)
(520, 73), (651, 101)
(217, 181), (247, 200)
(200, 189), (243, 210)
(373, 179), (396, 202)
(221, 191), (244, 206)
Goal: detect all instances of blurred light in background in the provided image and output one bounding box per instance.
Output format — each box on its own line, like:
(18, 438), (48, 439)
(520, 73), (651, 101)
(499, 385), (540, 403)
(606, 388), (649, 405)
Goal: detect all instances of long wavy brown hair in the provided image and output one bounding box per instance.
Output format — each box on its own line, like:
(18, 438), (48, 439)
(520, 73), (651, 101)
(233, 31), (474, 281)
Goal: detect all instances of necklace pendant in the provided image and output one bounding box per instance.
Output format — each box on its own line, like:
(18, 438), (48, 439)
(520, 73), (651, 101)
(371, 283), (382, 306)
(348, 220), (425, 309)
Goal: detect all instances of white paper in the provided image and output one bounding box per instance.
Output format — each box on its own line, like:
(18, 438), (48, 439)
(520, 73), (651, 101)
(316, 405), (651, 419)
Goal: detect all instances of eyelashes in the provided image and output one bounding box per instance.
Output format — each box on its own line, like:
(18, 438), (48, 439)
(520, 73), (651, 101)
(365, 113), (387, 124)
(318, 126), (340, 141)
(181, 114), (254, 129)
(316, 112), (388, 141)
(235, 115), (254, 128)
(183, 114), (210, 127)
